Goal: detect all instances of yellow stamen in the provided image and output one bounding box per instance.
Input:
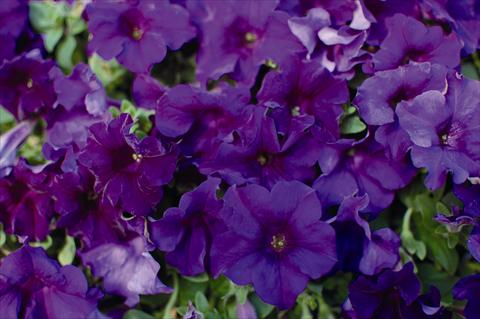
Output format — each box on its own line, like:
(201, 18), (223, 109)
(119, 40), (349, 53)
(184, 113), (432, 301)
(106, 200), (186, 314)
(245, 32), (257, 44)
(270, 234), (287, 252)
(132, 153), (143, 162)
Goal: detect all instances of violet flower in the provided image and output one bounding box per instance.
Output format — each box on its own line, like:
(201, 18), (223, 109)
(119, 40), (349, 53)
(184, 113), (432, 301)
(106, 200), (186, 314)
(373, 14), (462, 71)
(194, 0), (304, 85)
(257, 57), (349, 141)
(453, 274), (480, 319)
(200, 110), (321, 189)
(314, 138), (416, 213)
(132, 74), (167, 110)
(396, 74), (480, 190)
(86, 0), (196, 73)
(45, 63), (108, 151)
(332, 195), (400, 275)
(354, 62), (448, 159)
(81, 236), (172, 306)
(0, 50), (56, 120)
(155, 84), (253, 160)
(149, 177), (223, 276)
(0, 245), (102, 318)
(211, 181), (337, 309)
(78, 113), (177, 216)
(0, 159), (53, 240)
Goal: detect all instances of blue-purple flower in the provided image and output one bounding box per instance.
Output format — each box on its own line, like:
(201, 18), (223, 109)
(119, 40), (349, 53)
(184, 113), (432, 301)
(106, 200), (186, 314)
(150, 177), (223, 276)
(78, 113), (177, 216)
(86, 0), (196, 73)
(396, 74), (480, 190)
(81, 236), (172, 306)
(211, 181), (337, 309)
(194, 0), (304, 85)
(0, 245), (102, 318)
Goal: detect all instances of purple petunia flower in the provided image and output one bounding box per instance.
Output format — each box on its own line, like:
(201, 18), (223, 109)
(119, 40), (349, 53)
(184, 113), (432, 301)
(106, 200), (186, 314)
(51, 166), (134, 250)
(0, 0), (28, 62)
(0, 245), (102, 318)
(0, 50), (56, 120)
(200, 109), (321, 189)
(155, 84), (253, 160)
(86, 0), (196, 73)
(453, 274), (480, 319)
(149, 177), (223, 276)
(354, 62), (448, 159)
(421, 0), (480, 54)
(347, 263), (421, 319)
(372, 14), (462, 71)
(362, 0), (420, 45)
(257, 57), (349, 141)
(78, 113), (177, 216)
(332, 195), (400, 275)
(287, 7), (370, 78)
(277, 0), (357, 26)
(194, 0), (305, 85)
(210, 181), (337, 309)
(0, 159), (53, 240)
(81, 236), (172, 306)
(396, 74), (480, 190)
(45, 63), (109, 151)
(314, 137), (416, 213)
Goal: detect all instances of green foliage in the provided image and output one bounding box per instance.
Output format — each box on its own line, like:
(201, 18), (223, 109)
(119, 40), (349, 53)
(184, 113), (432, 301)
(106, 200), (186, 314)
(58, 236), (76, 266)
(29, 0), (87, 70)
(340, 105), (366, 135)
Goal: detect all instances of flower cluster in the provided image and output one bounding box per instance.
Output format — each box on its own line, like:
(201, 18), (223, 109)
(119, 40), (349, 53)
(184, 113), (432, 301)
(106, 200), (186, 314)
(1, 0), (479, 318)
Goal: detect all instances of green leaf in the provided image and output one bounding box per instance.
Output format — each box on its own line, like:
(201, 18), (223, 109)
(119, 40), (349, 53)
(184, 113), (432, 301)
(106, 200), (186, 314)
(89, 53), (127, 87)
(44, 28), (64, 52)
(0, 227), (6, 247)
(412, 194), (459, 274)
(235, 286), (249, 305)
(29, 1), (65, 32)
(184, 273), (209, 283)
(462, 62), (479, 80)
(58, 236), (76, 265)
(56, 35), (77, 70)
(401, 208), (427, 260)
(341, 115), (366, 134)
(195, 291), (209, 313)
(250, 294), (274, 319)
(30, 235), (53, 250)
(123, 309), (155, 319)
(0, 107), (15, 125)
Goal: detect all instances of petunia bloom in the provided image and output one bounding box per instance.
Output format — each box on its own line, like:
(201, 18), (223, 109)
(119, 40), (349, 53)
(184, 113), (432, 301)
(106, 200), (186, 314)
(149, 177), (223, 276)
(347, 263), (421, 319)
(51, 166), (133, 250)
(210, 181), (337, 309)
(0, 245), (102, 319)
(194, 0), (304, 85)
(372, 14), (462, 71)
(332, 195), (400, 275)
(257, 57), (349, 141)
(78, 113), (177, 216)
(81, 236), (172, 306)
(354, 62), (448, 159)
(45, 63), (108, 151)
(0, 50), (56, 120)
(313, 138), (416, 213)
(200, 109), (321, 189)
(0, 159), (53, 240)
(396, 74), (480, 190)
(453, 274), (480, 319)
(155, 84), (253, 160)
(86, 0), (196, 73)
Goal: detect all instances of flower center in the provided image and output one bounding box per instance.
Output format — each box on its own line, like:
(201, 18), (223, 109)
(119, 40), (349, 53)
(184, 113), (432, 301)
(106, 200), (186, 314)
(26, 78), (33, 89)
(257, 153), (269, 166)
(132, 27), (144, 41)
(291, 106), (301, 117)
(270, 234), (287, 252)
(244, 32), (257, 44)
(132, 153), (143, 162)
